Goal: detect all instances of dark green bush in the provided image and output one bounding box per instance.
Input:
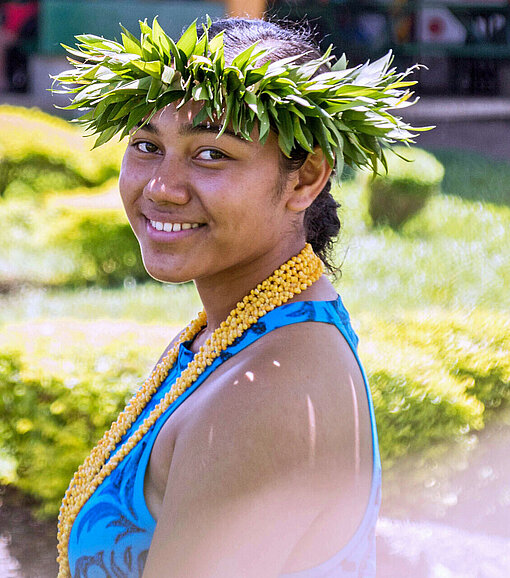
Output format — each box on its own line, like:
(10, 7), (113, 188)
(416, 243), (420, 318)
(367, 146), (444, 228)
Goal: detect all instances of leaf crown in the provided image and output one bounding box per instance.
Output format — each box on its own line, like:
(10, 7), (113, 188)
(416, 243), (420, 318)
(52, 16), (426, 174)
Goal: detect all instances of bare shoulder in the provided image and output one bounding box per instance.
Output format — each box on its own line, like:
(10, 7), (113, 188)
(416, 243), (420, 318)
(177, 319), (372, 490)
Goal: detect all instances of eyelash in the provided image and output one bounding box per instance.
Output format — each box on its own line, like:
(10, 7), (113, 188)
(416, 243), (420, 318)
(131, 142), (229, 162)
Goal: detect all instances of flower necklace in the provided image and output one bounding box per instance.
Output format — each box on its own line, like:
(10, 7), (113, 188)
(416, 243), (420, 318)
(57, 244), (324, 577)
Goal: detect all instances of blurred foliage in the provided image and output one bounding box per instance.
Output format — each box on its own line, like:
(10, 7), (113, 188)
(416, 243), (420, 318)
(366, 146), (444, 228)
(432, 149), (510, 207)
(0, 320), (174, 517)
(0, 105), (123, 198)
(44, 204), (148, 288)
(0, 180), (149, 288)
(336, 177), (510, 312)
(358, 309), (510, 466)
(0, 308), (508, 517)
(0, 106), (509, 521)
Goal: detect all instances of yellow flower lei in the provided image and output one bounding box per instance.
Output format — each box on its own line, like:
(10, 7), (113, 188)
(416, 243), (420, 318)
(57, 243), (324, 577)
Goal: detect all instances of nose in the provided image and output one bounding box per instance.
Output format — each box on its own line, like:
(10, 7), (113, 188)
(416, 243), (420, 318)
(143, 155), (191, 206)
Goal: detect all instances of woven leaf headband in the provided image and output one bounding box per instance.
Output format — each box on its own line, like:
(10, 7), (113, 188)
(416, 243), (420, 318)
(52, 16), (427, 174)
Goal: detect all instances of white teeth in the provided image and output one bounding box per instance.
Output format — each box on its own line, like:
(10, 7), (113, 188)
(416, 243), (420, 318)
(150, 219), (200, 232)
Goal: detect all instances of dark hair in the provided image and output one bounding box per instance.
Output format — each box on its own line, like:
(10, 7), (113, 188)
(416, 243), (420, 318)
(208, 18), (341, 275)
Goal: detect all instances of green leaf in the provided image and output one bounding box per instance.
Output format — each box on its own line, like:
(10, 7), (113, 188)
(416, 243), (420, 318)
(218, 92), (235, 138)
(130, 60), (162, 79)
(151, 17), (172, 61)
(161, 65), (175, 85)
(276, 108), (294, 156)
(92, 125), (119, 148)
(125, 102), (152, 132)
(191, 105), (212, 126)
(209, 31), (224, 55)
(147, 76), (162, 102)
(293, 117), (314, 153)
(231, 42), (260, 70)
(75, 34), (123, 52)
(332, 54), (347, 72)
(139, 19), (152, 38)
(176, 19), (198, 59)
(121, 33), (141, 56)
(310, 118), (334, 167)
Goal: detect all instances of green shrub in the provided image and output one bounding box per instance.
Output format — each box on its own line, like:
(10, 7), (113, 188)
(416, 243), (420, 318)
(366, 146), (445, 228)
(0, 105), (123, 197)
(0, 320), (174, 517)
(357, 309), (510, 465)
(0, 180), (149, 288)
(44, 203), (149, 288)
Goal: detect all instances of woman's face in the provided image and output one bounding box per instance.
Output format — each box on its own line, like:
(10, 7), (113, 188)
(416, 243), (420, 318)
(119, 102), (304, 287)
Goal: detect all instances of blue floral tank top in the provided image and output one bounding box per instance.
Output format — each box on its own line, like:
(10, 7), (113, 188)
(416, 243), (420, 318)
(68, 296), (381, 577)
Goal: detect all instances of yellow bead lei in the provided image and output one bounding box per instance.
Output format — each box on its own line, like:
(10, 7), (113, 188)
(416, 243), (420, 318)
(56, 244), (324, 577)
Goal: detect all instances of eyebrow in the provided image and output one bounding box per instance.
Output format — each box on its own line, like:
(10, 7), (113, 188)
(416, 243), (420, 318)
(136, 120), (245, 141)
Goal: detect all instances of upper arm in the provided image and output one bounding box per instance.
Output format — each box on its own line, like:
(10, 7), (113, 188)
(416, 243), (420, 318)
(142, 322), (372, 578)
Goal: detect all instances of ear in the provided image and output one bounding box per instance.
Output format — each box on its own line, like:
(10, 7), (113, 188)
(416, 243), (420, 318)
(285, 147), (333, 213)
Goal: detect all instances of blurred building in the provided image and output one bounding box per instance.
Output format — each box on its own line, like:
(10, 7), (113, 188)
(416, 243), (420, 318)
(268, 0), (510, 96)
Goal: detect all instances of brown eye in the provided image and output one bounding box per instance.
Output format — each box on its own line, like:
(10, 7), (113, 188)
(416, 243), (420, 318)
(196, 149), (228, 161)
(135, 141), (160, 154)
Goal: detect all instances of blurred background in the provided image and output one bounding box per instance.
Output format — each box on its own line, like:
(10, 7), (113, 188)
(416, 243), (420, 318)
(0, 1), (509, 577)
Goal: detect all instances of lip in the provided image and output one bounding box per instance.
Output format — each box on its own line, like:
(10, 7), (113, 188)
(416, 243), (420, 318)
(144, 217), (205, 240)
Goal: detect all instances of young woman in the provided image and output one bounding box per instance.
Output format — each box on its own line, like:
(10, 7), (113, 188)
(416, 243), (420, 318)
(54, 16), (420, 578)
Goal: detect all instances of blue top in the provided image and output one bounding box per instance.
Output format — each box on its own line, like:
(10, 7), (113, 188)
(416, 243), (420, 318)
(68, 296), (381, 578)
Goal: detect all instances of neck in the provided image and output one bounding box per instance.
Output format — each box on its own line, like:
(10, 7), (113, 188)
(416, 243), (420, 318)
(193, 240), (310, 333)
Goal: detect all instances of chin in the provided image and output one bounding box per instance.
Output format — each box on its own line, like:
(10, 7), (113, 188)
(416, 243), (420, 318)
(141, 257), (194, 285)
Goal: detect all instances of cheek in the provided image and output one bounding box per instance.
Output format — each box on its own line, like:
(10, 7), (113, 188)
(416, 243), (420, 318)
(119, 161), (144, 208)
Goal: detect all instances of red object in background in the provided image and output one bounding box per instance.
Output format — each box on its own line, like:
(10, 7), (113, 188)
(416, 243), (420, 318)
(3, 2), (38, 35)
(428, 17), (445, 38)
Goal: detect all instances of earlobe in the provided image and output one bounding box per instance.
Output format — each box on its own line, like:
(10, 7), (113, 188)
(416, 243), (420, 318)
(285, 147), (333, 213)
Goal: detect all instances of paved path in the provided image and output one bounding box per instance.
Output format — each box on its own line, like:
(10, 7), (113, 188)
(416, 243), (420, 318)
(377, 418), (510, 577)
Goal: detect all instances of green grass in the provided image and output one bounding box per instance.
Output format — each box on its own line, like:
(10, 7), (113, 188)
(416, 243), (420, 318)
(334, 163), (510, 315)
(432, 149), (510, 206)
(0, 283), (201, 326)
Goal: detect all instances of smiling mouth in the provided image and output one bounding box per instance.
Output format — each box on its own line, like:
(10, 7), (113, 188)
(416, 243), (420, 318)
(149, 219), (202, 232)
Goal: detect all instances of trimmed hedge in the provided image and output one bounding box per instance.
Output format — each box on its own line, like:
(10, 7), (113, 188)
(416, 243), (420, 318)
(357, 309), (509, 465)
(0, 320), (175, 517)
(0, 180), (149, 288)
(0, 105), (123, 197)
(366, 146), (445, 228)
(1, 309), (508, 517)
